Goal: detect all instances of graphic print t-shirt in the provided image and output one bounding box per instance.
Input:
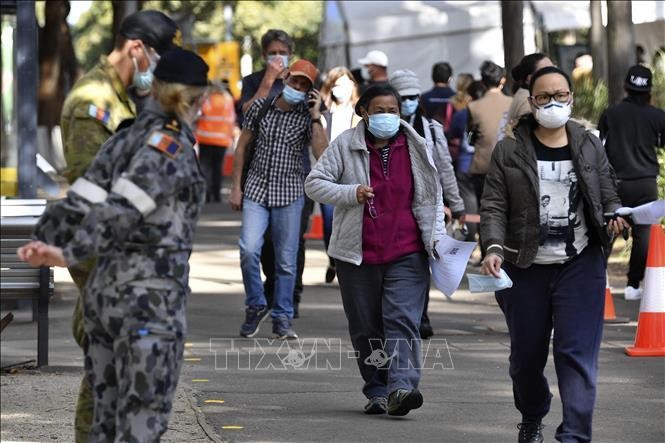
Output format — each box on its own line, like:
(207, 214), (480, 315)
(533, 135), (589, 264)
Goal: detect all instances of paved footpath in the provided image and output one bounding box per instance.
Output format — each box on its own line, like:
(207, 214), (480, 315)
(2, 202), (664, 442)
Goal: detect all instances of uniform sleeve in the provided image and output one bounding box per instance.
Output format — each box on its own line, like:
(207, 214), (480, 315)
(32, 132), (127, 247)
(62, 103), (114, 183)
(61, 140), (197, 266)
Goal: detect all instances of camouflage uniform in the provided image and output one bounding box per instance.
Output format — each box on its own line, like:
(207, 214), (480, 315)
(59, 55), (136, 441)
(34, 100), (205, 442)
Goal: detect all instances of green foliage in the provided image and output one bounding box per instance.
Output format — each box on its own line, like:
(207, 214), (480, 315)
(71, 1), (113, 71)
(571, 75), (608, 126)
(232, 1), (323, 69)
(70, 1), (323, 73)
(651, 51), (665, 110)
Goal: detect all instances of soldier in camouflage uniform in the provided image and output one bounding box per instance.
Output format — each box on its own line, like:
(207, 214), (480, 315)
(58, 10), (180, 441)
(20, 49), (209, 441)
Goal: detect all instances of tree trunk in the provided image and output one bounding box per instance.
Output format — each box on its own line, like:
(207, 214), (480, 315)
(590, 0), (607, 83)
(111, 0), (141, 50)
(501, 0), (525, 93)
(38, 0), (79, 128)
(607, 1), (634, 106)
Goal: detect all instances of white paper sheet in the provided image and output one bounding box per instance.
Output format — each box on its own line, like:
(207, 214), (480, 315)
(429, 234), (477, 298)
(616, 200), (665, 225)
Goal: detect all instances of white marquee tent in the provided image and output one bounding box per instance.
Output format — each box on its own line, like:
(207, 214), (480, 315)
(319, 1), (665, 86)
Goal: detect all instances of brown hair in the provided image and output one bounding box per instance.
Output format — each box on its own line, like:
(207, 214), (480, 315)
(152, 79), (208, 121)
(320, 66), (360, 109)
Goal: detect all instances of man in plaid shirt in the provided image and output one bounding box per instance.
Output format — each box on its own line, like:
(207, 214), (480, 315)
(230, 59), (328, 339)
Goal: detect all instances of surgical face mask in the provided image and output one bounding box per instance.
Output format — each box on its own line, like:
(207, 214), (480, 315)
(400, 98), (419, 116)
(267, 54), (289, 69)
(282, 84), (306, 105)
(367, 113), (400, 139)
(332, 84), (353, 103)
(132, 45), (158, 92)
(467, 269), (513, 293)
(533, 99), (572, 129)
(360, 66), (370, 81)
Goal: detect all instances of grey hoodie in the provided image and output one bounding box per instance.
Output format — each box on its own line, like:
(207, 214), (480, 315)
(305, 120), (445, 266)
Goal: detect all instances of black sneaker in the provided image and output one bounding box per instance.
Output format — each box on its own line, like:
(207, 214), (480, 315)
(364, 396), (387, 415)
(272, 316), (298, 340)
(419, 322), (434, 339)
(387, 389), (423, 416)
(239, 306), (270, 337)
(517, 421), (544, 443)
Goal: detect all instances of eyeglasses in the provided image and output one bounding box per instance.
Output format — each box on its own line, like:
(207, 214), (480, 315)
(530, 91), (571, 106)
(367, 198), (378, 219)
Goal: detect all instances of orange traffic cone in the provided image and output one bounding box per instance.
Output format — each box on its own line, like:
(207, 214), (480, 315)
(222, 152), (234, 177)
(604, 272), (629, 323)
(304, 214), (323, 240)
(625, 224), (665, 357)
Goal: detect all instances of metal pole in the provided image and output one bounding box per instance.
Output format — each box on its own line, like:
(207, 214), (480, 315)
(16, 0), (38, 198)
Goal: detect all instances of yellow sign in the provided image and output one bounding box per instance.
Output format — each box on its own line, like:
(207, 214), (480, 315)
(196, 41), (241, 100)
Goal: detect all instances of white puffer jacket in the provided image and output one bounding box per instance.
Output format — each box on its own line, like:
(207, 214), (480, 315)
(305, 119), (445, 265)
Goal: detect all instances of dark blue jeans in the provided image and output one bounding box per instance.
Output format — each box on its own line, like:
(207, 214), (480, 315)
(336, 252), (429, 399)
(496, 245), (605, 443)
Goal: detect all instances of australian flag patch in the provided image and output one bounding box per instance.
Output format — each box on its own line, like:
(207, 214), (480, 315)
(147, 131), (182, 158)
(87, 104), (110, 125)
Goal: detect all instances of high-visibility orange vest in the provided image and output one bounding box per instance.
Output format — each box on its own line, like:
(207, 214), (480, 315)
(195, 90), (236, 147)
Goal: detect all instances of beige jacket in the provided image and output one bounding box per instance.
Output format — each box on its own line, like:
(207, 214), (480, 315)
(467, 89), (513, 175)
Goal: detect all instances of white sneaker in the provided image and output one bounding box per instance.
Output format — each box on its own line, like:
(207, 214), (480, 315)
(624, 286), (643, 301)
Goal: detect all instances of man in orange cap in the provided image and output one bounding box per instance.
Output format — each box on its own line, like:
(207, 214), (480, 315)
(230, 59), (328, 339)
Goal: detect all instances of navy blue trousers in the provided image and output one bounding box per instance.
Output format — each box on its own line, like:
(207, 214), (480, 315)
(496, 245), (605, 443)
(336, 252), (429, 399)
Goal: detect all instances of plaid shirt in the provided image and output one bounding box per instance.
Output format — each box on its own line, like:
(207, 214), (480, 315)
(243, 96), (312, 207)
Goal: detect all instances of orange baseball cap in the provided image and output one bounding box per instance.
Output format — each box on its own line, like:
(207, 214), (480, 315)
(289, 59), (318, 85)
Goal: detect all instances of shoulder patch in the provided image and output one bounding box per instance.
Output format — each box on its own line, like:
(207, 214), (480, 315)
(163, 118), (181, 133)
(87, 104), (111, 125)
(147, 131), (183, 158)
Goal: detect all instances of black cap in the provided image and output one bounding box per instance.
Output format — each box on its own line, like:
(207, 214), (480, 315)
(119, 10), (181, 55)
(624, 65), (652, 92)
(154, 48), (209, 86)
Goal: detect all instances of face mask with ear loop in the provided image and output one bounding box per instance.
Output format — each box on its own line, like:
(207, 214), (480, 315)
(132, 44), (159, 92)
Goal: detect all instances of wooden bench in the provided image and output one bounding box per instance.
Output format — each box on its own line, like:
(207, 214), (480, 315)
(1, 199), (53, 367)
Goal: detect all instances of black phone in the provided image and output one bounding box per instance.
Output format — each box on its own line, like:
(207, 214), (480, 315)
(307, 90), (316, 108)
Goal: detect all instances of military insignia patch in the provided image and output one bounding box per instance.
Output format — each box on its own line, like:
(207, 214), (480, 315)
(163, 118), (181, 133)
(147, 131), (182, 158)
(88, 104), (111, 125)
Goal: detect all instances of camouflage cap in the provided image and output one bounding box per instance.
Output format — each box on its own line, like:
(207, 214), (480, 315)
(119, 10), (181, 55)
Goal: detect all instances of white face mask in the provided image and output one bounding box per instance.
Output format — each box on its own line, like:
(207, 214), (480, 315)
(534, 100), (572, 129)
(331, 84), (353, 103)
(360, 66), (370, 81)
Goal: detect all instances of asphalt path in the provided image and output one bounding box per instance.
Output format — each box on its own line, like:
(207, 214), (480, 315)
(181, 202), (665, 443)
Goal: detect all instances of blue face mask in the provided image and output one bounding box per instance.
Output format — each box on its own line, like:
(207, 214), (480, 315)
(132, 46), (158, 92)
(401, 99), (419, 116)
(282, 85), (306, 105)
(267, 54), (289, 69)
(367, 113), (401, 139)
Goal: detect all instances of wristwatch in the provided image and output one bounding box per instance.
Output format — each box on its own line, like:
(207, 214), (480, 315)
(311, 117), (322, 125)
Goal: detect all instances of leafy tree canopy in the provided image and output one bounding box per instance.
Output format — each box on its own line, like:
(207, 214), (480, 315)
(70, 1), (322, 72)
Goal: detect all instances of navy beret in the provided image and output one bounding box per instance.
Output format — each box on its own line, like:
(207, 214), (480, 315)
(154, 48), (210, 87)
(119, 10), (181, 55)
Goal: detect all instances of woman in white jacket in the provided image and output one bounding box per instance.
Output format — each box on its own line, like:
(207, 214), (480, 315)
(305, 84), (445, 417)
